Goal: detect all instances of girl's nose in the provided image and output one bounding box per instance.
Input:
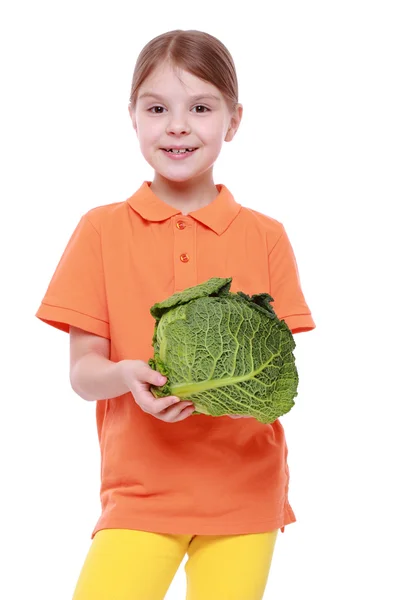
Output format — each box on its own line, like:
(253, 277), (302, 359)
(166, 114), (191, 135)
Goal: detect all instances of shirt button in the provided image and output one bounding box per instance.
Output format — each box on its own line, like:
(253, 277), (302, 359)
(180, 253), (190, 263)
(176, 220), (186, 230)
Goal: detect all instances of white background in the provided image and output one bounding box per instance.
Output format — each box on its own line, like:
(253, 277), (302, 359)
(1, 1), (399, 598)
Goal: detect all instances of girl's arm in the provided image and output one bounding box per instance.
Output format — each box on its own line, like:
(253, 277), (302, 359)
(69, 326), (129, 401)
(69, 326), (195, 422)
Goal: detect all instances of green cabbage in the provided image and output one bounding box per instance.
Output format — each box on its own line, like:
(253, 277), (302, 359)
(148, 277), (298, 424)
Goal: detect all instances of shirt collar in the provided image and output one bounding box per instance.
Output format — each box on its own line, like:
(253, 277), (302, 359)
(126, 181), (241, 235)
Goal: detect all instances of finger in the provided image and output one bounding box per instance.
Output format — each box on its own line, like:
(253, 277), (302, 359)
(138, 364), (167, 387)
(152, 373), (167, 386)
(167, 403), (196, 422)
(140, 394), (180, 415)
(157, 402), (195, 422)
(154, 396), (183, 414)
(227, 414), (252, 419)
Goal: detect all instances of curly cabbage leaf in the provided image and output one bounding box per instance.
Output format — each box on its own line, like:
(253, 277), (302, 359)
(148, 277), (298, 424)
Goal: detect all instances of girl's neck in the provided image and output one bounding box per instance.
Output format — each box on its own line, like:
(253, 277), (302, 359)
(149, 173), (219, 215)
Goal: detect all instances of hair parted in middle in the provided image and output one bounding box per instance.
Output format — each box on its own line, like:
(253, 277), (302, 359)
(129, 29), (239, 114)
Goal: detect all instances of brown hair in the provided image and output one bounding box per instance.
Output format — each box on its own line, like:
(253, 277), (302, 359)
(129, 30), (239, 113)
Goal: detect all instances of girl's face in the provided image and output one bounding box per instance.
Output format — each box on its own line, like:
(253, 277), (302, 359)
(129, 62), (242, 183)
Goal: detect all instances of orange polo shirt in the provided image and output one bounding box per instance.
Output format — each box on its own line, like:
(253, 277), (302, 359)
(36, 180), (315, 537)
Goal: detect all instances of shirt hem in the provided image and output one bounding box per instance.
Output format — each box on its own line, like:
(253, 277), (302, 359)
(35, 302), (110, 338)
(90, 510), (296, 539)
(281, 313), (316, 334)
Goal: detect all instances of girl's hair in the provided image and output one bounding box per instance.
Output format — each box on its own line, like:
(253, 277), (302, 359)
(129, 29), (239, 113)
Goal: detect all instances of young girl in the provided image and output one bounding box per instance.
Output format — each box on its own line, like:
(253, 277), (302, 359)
(36, 29), (315, 600)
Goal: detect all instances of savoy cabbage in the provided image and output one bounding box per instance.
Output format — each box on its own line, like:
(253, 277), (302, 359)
(148, 277), (298, 424)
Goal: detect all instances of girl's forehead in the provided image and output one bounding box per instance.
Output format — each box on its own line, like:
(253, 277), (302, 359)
(144, 64), (199, 88)
(143, 62), (216, 91)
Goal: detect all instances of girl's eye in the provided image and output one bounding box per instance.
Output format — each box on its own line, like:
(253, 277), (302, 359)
(193, 105), (209, 113)
(148, 105), (210, 114)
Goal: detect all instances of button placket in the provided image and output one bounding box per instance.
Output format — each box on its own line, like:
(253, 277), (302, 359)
(173, 216), (197, 291)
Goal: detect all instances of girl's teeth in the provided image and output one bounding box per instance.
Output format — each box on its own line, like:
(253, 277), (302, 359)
(167, 149), (195, 153)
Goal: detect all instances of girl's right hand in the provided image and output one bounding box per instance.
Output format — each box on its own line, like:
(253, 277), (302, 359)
(119, 360), (195, 423)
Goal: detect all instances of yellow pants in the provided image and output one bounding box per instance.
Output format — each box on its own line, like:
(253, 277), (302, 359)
(72, 528), (279, 600)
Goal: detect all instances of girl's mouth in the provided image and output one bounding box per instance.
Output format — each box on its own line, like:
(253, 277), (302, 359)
(161, 148), (199, 160)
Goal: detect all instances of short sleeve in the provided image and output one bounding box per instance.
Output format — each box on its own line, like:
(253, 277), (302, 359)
(35, 213), (110, 338)
(268, 225), (316, 334)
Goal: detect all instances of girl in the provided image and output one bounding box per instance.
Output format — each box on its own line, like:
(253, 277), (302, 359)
(36, 29), (315, 600)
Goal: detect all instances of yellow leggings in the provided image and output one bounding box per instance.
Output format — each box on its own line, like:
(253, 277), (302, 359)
(72, 528), (279, 600)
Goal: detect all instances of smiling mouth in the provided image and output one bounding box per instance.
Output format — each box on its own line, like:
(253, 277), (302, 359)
(161, 148), (199, 154)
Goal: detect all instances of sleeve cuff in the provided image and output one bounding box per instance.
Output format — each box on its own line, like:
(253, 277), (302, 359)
(281, 313), (316, 334)
(35, 302), (110, 339)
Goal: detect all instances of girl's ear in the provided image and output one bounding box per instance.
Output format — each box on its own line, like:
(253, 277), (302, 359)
(225, 104), (243, 142)
(128, 104), (137, 132)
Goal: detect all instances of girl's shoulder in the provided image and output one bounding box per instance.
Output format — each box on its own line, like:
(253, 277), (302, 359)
(241, 206), (285, 240)
(244, 206), (282, 226)
(82, 200), (130, 231)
